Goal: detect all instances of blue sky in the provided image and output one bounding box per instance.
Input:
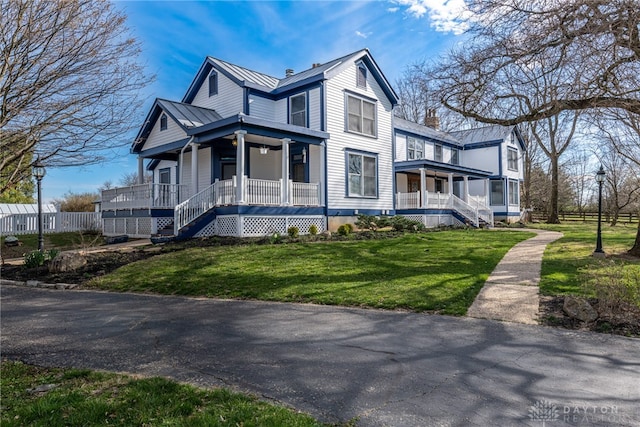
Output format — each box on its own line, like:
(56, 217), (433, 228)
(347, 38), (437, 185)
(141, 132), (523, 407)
(43, 0), (467, 202)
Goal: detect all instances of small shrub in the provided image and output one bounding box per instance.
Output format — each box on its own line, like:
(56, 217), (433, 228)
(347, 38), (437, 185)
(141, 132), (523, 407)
(337, 225), (349, 236)
(47, 249), (60, 260)
(24, 250), (47, 268)
(344, 223), (354, 233)
(269, 232), (282, 244)
(287, 226), (299, 238)
(389, 216), (425, 233)
(355, 214), (377, 231)
(308, 224), (318, 235)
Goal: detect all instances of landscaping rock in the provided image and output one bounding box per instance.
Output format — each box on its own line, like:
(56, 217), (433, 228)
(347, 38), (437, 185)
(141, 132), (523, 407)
(4, 235), (22, 247)
(563, 296), (598, 323)
(49, 252), (87, 273)
(105, 235), (128, 245)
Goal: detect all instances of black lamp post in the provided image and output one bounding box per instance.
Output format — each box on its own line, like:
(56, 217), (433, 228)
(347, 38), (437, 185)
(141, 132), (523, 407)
(594, 165), (605, 257)
(32, 157), (46, 252)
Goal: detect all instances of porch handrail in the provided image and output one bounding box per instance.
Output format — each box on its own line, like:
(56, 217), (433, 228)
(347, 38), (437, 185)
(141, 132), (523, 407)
(425, 192), (451, 209)
(174, 183), (216, 235)
(291, 181), (320, 206)
(214, 178), (235, 205)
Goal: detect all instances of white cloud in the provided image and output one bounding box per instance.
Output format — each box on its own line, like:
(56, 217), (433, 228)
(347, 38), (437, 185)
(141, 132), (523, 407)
(355, 30), (372, 39)
(387, 6), (399, 12)
(392, 0), (473, 35)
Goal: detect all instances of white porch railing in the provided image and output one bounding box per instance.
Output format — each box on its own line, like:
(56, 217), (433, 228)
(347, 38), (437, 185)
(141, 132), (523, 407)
(246, 177), (281, 205)
(291, 182), (320, 206)
(0, 212), (101, 236)
(101, 183), (187, 210)
(395, 191), (493, 227)
(174, 183), (217, 234)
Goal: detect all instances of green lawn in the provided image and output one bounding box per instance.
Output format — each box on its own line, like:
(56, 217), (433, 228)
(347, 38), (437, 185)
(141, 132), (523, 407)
(0, 360), (322, 427)
(531, 222), (640, 295)
(87, 230), (533, 315)
(1, 231), (103, 257)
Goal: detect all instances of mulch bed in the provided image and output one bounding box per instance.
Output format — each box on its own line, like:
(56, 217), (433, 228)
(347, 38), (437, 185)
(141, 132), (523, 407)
(540, 295), (640, 338)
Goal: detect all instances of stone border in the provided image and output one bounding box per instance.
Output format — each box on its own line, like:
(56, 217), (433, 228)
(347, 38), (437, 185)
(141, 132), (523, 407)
(1, 278), (79, 290)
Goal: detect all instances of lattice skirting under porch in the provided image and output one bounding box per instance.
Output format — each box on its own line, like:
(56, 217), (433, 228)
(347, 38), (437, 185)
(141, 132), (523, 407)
(103, 217), (153, 238)
(399, 214), (456, 228)
(196, 215), (326, 238)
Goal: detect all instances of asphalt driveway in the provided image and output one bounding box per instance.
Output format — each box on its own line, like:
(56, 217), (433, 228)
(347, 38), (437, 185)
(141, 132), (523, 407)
(1, 286), (639, 426)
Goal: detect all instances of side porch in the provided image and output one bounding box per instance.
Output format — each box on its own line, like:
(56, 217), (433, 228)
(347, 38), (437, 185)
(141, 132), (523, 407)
(394, 161), (494, 227)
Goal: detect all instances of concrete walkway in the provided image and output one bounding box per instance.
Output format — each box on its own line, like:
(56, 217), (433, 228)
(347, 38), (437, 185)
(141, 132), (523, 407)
(467, 229), (563, 325)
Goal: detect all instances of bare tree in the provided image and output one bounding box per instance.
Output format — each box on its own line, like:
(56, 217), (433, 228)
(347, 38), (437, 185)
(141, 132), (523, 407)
(0, 0), (153, 195)
(119, 171), (152, 187)
(432, 0), (640, 125)
(563, 148), (593, 215)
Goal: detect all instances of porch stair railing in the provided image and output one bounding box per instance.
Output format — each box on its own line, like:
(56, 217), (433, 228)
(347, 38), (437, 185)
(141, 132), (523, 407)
(395, 191), (493, 228)
(174, 183), (216, 235)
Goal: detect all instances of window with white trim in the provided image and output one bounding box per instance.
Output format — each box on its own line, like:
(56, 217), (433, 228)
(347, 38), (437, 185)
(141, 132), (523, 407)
(434, 144), (443, 162)
(509, 179), (519, 205)
(451, 148), (459, 165)
(208, 71), (218, 96)
(290, 93), (306, 127)
(407, 137), (424, 160)
(356, 63), (367, 88)
(160, 114), (167, 131)
(347, 152), (377, 197)
(490, 179), (504, 206)
(507, 147), (518, 171)
(346, 94), (376, 137)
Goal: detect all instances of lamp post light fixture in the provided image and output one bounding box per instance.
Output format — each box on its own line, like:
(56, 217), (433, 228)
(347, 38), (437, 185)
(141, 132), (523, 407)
(593, 165), (606, 258)
(32, 157), (46, 252)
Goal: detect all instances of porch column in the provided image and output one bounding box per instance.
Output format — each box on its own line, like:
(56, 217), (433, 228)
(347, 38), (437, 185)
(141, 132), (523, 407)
(281, 138), (291, 205)
(419, 168), (426, 208)
(463, 176), (469, 203)
(137, 157), (144, 184)
(447, 173), (453, 196)
(191, 142), (199, 196)
(484, 179), (490, 205)
(319, 141), (326, 206)
(235, 130), (247, 204)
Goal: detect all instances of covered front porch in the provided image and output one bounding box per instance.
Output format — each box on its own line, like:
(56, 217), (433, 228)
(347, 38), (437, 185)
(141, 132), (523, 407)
(394, 161), (493, 227)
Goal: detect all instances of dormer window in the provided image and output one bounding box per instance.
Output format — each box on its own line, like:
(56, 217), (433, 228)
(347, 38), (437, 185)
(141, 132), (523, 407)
(356, 62), (367, 89)
(208, 71), (218, 96)
(160, 114), (167, 131)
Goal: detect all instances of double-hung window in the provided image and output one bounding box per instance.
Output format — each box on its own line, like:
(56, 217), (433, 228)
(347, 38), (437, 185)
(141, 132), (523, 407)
(347, 151), (377, 197)
(508, 179), (519, 205)
(490, 179), (505, 206)
(160, 114), (167, 131)
(346, 94), (376, 137)
(407, 137), (423, 160)
(290, 94), (306, 127)
(507, 147), (519, 171)
(434, 144), (443, 162)
(451, 148), (459, 165)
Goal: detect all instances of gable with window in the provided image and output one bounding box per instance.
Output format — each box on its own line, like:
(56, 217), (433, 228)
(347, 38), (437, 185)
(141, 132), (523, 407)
(407, 137), (424, 160)
(290, 93), (306, 127)
(160, 114), (167, 131)
(507, 147), (518, 171)
(347, 151), (377, 197)
(208, 71), (218, 96)
(356, 62), (367, 89)
(346, 94), (376, 137)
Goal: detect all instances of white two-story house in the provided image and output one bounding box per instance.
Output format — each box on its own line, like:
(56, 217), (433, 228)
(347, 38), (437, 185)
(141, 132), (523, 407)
(101, 49), (524, 239)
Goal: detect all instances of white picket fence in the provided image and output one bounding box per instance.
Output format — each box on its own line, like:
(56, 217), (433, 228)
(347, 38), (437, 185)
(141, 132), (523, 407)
(0, 212), (101, 236)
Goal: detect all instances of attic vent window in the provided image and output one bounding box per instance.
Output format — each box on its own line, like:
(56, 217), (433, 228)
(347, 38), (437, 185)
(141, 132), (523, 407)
(160, 114), (167, 131)
(356, 62), (367, 89)
(208, 71), (218, 96)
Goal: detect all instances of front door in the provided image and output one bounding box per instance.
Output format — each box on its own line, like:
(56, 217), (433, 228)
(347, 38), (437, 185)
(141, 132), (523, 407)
(408, 175), (420, 193)
(221, 162), (236, 180)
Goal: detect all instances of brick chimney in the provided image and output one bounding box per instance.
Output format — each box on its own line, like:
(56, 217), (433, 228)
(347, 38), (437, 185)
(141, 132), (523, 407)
(285, 68), (294, 77)
(424, 108), (440, 130)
